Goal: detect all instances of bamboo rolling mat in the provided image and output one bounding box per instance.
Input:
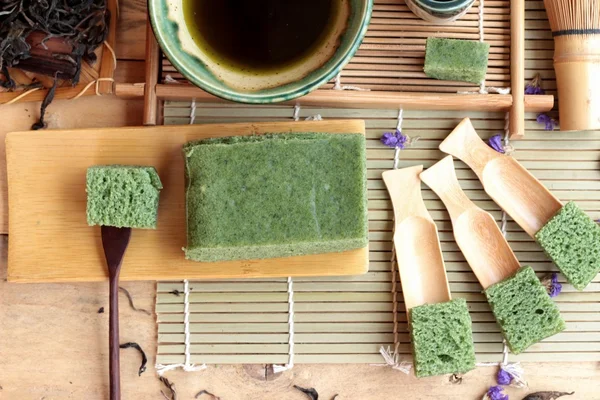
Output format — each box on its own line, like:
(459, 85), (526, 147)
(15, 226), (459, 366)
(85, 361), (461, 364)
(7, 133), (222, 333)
(159, 0), (553, 95)
(156, 105), (600, 365)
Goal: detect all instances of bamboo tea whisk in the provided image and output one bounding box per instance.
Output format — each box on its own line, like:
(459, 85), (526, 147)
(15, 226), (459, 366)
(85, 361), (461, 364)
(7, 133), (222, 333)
(543, 0), (600, 131)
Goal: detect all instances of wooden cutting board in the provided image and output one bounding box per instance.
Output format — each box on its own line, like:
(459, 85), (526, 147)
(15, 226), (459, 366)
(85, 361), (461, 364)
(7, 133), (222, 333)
(6, 120), (368, 282)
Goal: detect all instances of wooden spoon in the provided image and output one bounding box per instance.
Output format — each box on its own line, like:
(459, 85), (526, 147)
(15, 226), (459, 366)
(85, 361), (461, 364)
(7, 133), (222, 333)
(420, 156), (520, 289)
(382, 165), (451, 311)
(101, 225), (132, 400)
(439, 118), (562, 237)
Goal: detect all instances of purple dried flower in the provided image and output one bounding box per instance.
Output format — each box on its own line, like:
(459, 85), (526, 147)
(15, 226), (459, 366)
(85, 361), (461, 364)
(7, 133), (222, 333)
(525, 73), (545, 95)
(487, 385), (509, 400)
(537, 114), (557, 131)
(497, 368), (513, 385)
(541, 273), (563, 298)
(381, 129), (408, 149)
(488, 134), (505, 154)
(549, 273), (562, 298)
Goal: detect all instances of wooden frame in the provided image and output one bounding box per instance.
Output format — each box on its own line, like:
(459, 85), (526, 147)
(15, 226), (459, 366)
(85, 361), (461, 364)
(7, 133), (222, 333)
(116, 0), (554, 137)
(0, 0), (118, 105)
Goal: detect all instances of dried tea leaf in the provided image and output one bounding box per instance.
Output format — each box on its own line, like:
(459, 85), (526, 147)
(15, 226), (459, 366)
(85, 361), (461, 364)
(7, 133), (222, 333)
(31, 75), (58, 130)
(119, 286), (152, 316)
(160, 376), (177, 400)
(119, 342), (148, 376)
(195, 390), (221, 399)
(522, 391), (574, 400)
(294, 385), (319, 400)
(0, 0), (109, 86)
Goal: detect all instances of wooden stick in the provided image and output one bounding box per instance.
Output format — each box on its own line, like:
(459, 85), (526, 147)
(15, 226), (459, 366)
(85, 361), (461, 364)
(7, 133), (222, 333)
(153, 84), (554, 112)
(143, 20), (160, 126)
(510, 0), (526, 139)
(98, 0), (118, 94)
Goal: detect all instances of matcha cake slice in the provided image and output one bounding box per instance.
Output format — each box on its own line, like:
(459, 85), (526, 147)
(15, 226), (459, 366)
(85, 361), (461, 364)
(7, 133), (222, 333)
(535, 202), (600, 290)
(424, 37), (490, 84)
(86, 165), (163, 229)
(410, 298), (476, 378)
(485, 266), (565, 354)
(183, 133), (368, 262)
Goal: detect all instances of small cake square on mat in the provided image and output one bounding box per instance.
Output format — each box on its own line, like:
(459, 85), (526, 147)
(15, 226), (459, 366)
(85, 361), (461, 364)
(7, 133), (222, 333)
(86, 165), (163, 229)
(410, 298), (476, 378)
(183, 133), (368, 262)
(485, 266), (565, 354)
(424, 37), (490, 84)
(535, 201), (600, 290)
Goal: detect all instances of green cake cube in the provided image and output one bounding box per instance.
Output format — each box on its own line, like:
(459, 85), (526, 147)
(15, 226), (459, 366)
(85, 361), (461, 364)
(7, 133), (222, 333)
(535, 202), (600, 290)
(183, 133), (368, 262)
(86, 165), (163, 229)
(424, 37), (490, 84)
(410, 298), (476, 378)
(485, 266), (565, 354)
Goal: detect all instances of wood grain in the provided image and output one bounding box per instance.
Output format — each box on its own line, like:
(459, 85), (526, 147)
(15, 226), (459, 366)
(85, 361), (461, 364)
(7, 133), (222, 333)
(510, 0), (525, 138)
(439, 118), (563, 237)
(5, 120), (368, 282)
(420, 156), (520, 288)
(155, 84), (555, 112)
(382, 166), (451, 310)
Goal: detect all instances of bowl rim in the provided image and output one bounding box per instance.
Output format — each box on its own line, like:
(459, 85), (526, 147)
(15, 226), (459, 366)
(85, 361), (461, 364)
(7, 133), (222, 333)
(149, 0), (373, 104)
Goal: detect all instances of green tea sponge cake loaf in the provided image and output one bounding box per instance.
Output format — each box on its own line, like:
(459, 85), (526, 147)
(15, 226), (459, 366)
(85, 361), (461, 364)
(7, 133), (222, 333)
(485, 266), (565, 354)
(535, 202), (600, 290)
(86, 165), (163, 229)
(184, 132), (368, 262)
(410, 298), (476, 377)
(424, 37), (490, 84)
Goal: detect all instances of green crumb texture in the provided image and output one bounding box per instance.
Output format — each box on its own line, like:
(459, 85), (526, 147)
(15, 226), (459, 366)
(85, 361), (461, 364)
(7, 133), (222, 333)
(485, 266), (565, 354)
(410, 298), (476, 378)
(535, 201), (600, 290)
(424, 37), (490, 84)
(86, 165), (163, 229)
(183, 132), (368, 262)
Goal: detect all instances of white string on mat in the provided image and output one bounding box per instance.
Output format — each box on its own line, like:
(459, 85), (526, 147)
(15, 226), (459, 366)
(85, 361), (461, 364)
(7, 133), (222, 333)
(456, 0), (509, 95)
(376, 108), (412, 375)
(332, 72), (370, 91)
(155, 280), (207, 375)
(292, 103), (322, 122)
(273, 276), (295, 373)
(475, 113), (526, 389)
(164, 74), (180, 84)
(190, 100), (196, 125)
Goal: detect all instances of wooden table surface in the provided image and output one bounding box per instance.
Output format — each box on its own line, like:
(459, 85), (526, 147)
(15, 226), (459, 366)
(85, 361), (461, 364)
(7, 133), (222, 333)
(0, 1), (599, 398)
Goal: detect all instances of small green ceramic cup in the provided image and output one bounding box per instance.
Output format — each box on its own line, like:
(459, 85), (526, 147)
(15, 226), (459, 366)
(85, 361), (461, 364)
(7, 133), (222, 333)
(405, 0), (475, 23)
(148, 0), (373, 104)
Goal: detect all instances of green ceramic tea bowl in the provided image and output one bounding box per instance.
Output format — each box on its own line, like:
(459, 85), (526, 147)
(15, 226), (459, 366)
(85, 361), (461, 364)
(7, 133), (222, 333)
(149, 0), (373, 104)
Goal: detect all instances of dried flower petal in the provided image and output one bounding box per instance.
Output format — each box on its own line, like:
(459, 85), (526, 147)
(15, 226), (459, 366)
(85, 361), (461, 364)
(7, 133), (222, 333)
(487, 385), (509, 400)
(381, 129), (408, 149)
(497, 368), (513, 385)
(549, 273), (562, 298)
(525, 73), (545, 95)
(488, 134), (505, 154)
(536, 114), (557, 131)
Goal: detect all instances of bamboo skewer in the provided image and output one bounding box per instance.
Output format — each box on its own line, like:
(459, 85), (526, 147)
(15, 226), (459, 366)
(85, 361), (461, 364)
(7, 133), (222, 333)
(510, 0), (526, 138)
(143, 20), (160, 126)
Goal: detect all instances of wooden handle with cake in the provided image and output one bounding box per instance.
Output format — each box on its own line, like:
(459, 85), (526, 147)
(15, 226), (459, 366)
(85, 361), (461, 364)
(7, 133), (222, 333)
(420, 156), (521, 289)
(440, 118), (562, 237)
(382, 166), (451, 310)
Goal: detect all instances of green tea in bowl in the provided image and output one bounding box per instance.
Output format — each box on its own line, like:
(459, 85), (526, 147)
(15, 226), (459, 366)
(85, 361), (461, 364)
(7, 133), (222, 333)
(149, 0), (372, 103)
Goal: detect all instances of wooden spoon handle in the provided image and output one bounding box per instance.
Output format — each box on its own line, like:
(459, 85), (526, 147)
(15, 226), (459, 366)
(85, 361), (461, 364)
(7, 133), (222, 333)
(420, 156), (474, 222)
(439, 118), (501, 181)
(382, 165), (432, 224)
(109, 275), (121, 400)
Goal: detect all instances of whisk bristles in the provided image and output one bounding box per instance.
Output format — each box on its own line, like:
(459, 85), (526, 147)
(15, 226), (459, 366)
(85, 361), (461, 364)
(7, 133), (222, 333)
(544, 0), (600, 37)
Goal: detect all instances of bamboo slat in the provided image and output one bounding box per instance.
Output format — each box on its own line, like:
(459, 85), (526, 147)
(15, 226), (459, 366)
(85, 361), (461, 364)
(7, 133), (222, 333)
(156, 104), (600, 365)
